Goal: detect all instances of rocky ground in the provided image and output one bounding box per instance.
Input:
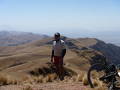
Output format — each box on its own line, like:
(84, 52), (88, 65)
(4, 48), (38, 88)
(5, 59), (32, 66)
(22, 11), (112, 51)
(0, 82), (92, 90)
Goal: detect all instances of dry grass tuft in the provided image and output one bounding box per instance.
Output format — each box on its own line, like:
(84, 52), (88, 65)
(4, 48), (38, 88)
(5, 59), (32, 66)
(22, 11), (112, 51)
(93, 79), (99, 87)
(94, 86), (106, 90)
(69, 76), (77, 82)
(24, 73), (58, 84)
(0, 74), (8, 85)
(63, 76), (70, 82)
(76, 71), (85, 82)
(47, 73), (57, 81)
(82, 74), (89, 85)
(7, 79), (18, 85)
(93, 78), (107, 90)
(23, 85), (33, 90)
(0, 74), (19, 85)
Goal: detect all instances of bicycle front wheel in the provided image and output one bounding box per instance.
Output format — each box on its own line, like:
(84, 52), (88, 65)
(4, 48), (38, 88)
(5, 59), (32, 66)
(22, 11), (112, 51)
(87, 63), (105, 88)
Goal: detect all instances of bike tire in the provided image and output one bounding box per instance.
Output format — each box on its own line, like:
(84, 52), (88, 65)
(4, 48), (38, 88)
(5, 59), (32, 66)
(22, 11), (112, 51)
(87, 63), (105, 88)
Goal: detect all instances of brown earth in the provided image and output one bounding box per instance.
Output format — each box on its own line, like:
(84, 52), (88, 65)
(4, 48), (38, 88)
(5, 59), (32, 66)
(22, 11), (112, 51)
(0, 82), (92, 90)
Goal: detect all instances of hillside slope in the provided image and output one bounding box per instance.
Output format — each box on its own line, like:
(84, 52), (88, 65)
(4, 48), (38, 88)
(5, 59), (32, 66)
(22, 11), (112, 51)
(0, 36), (119, 90)
(0, 31), (48, 46)
(0, 37), (106, 79)
(70, 38), (120, 65)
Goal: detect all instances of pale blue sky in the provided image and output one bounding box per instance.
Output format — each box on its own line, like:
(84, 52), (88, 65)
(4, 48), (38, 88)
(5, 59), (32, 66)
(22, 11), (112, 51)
(0, 0), (120, 37)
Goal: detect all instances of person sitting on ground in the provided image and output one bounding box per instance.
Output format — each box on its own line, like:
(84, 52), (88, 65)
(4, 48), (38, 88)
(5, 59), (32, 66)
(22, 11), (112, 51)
(51, 32), (66, 80)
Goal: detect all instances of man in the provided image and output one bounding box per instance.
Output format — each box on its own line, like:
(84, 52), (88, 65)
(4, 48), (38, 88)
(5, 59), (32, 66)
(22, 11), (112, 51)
(51, 32), (66, 80)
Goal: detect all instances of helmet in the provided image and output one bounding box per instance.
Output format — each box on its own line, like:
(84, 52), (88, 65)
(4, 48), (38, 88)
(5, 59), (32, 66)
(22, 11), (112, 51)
(54, 32), (60, 37)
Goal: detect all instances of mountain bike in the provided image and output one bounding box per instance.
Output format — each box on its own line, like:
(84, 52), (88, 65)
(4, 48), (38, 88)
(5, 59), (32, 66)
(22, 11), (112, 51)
(87, 61), (120, 90)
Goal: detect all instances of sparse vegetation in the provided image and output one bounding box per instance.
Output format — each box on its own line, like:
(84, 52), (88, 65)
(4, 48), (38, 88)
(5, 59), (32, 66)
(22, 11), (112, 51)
(23, 85), (33, 90)
(0, 74), (8, 85)
(0, 74), (19, 85)
(82, 74), (89, 85)
(94, 86), (106, 90)
(76, 71), (85, 82)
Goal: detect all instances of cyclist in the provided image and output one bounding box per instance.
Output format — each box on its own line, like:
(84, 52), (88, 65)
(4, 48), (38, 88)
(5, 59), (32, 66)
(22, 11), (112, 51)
(51, 32), (66, 80)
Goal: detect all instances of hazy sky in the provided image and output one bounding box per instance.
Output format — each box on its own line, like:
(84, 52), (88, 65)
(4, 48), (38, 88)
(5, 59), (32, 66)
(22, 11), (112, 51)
(0, 0), (120, 36)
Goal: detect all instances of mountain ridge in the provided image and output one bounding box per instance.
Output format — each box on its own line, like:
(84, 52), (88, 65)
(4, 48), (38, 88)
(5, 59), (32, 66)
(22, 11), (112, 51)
(0, 31), (49, 46)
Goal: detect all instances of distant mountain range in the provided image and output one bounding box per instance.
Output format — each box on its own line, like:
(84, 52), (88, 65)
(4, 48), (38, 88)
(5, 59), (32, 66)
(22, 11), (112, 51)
(63, 30), (120, 46)
(0, 30), (120, 46)
(0, 31), (49, 46)
(89, 30), (120, 46)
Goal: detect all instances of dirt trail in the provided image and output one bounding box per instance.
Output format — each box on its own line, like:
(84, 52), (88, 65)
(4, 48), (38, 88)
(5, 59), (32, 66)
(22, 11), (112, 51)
(0, 82), (92, 90)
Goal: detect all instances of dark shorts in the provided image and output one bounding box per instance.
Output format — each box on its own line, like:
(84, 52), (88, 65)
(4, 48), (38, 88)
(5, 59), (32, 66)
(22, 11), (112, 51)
(53, 56), (63, 66)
